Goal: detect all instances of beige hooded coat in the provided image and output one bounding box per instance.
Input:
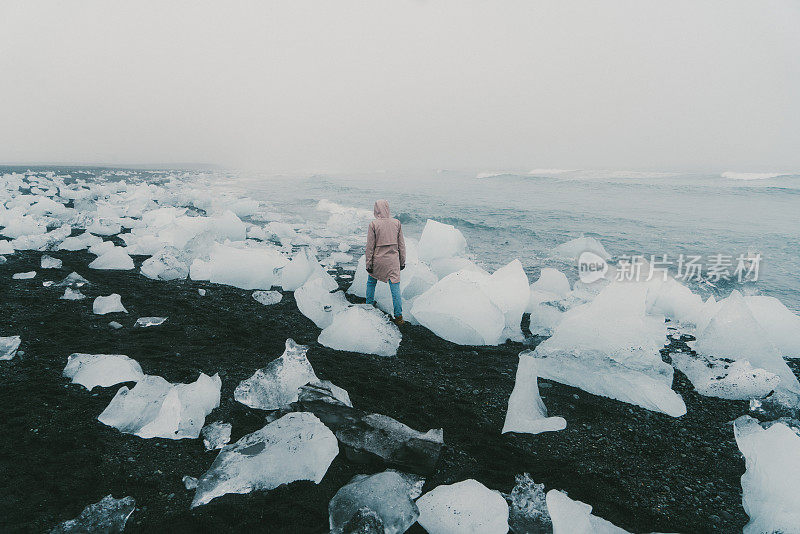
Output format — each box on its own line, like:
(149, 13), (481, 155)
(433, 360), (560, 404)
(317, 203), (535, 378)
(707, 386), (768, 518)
(365, 199), (406, 284)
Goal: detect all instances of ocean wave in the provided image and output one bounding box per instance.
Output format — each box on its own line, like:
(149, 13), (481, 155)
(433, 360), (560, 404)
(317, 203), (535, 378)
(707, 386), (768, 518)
(721, 171), (795, 180)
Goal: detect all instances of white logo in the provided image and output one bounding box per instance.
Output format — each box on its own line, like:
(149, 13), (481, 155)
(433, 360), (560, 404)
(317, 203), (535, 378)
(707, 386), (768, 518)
(578, 251), (608, 284)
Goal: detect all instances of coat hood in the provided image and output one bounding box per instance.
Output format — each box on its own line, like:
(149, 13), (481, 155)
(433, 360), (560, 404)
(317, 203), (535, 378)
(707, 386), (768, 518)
(373, 199), (391, 219)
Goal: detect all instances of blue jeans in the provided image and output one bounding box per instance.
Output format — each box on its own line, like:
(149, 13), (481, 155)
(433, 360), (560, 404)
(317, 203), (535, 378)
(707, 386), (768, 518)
(366, 275), (402, 317)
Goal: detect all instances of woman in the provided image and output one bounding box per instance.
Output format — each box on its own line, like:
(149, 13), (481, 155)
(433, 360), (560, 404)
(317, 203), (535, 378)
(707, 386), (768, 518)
(365, 199), (406, 325)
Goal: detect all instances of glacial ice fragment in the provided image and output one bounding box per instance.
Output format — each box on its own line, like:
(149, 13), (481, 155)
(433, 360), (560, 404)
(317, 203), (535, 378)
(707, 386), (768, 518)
(55, 272), (90, 288)
(417, 479), (509, 534)
(40, 255), (62, 269)
(329, 471), (419, 534)
(60, 288), (86, 300)
(89, 247), (134, 270)
(93, 294), (127, 315)
(201, 421), (232, 450)
(734, 415), (800, 534)
(62, 353), (144, 391)
(12, 271), (36, 279)
(234, 339), (319, 410)
(98, 373), (221, 440)
(550, 236), (610, 261)
(50, 495), (135, 534)
(672, 354), (779, 400)
(0, 336), (21, 361)
(252, 290), (282, 306)
(140, 246), (189, 280)
(318, 305), (401, 357)
(191, 412), (338, 507)
(507, 473), (552, 534)
(503, 354), (566, 435)
(546, 489), (630, 534)
(295, 277), (350, 329)
(417, 219), (467, 263)
(134, 316), (167, 328)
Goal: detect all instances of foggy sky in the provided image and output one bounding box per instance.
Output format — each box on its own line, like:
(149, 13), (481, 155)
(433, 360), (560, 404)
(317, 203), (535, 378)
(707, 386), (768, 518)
(1, 0), (799, 173)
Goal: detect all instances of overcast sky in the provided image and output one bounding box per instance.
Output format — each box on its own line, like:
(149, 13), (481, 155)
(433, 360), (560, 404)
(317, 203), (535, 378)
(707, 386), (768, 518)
(1, 1), (798, 172)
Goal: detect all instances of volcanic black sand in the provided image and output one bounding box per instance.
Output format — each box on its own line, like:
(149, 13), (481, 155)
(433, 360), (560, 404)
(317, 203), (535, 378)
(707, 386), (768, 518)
(0, 249), (776, 533)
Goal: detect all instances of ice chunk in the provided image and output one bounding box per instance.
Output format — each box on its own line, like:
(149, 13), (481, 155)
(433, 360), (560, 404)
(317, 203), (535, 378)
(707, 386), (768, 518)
(50, 495), (135, 534)
(55, 271), (90, 288)
(140, 247), (189, 281)
(329, 471), (419, 534)
(529, 268), (570, 302)
(429, 256), (486, 280)
(417, 479), (509, 534)
(12, 271), (36, 279)
(694, 290), (800, 394)
(134, 317), (167, 328)
(530, 282), (686, 417)
(109, 321), (123, 329)
(733, 416), (800, 534)
(183, 476), (198, 490)
(483, 259), (530, 341)
(672, 354), (779, 400)
(87, 219), (122, 236)
(507, 474), (552, 534)
(341, 508), (384, 534)
(191, 412), (338, 507)
(60, 288), (86, 300)
(546, 489), (629, 534)
(1, 215), (46, 239)
(745, 295), (800, 358)
(503, 353), (567, 435)
(297, 380), (353, 407)
(318, 305), (401, 357)
(93, 294), (128, 315)
(201, 421), (233, 450)
(550, 236), (610, 261)
(645, 277), (704, 324)
(190, 243), (287, 290)
(252, 290), (282, 306)
(280, 247), (327, 291)
(89, 247), (134, 270)
(0, 240), (14, 254)
(417, 219), (467, 263)
(412, 270), (505, 345)
(234, 339), (319, 410)
(295, 278), (350, 329)
(62, 353), (144, 391)
(0, 336), (21, 361)
(198, 288), (206, 296)
(98, 373), (221, 439)
(278, 400), (442, 474)
(40, 255), (63, 269)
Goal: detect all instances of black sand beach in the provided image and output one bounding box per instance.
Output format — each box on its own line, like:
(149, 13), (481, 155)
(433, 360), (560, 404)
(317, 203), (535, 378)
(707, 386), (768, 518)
(0, 249), (766, 533)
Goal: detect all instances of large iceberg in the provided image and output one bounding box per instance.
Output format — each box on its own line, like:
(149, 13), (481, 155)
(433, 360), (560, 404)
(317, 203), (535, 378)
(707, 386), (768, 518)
(234, 339), (319, 410)
(98, 373), (221, 440)
(733, 416), (800, 534)
(191, 412), (338, 507)
(503, 353), (567, 435)
(318, 305), (401, 357)
(416, 479), (509, 534)
(62, 353), (144, 391)
(529, 282), (686, 417)
(329, 471), (419, 534)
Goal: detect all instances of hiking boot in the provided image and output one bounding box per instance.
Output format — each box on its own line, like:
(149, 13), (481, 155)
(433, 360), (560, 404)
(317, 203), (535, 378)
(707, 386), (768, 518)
(393, 315), (405, 326)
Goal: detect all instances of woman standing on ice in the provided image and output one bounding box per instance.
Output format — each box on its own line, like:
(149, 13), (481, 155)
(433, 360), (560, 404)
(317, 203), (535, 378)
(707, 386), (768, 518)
(365, 199), (406, 325)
